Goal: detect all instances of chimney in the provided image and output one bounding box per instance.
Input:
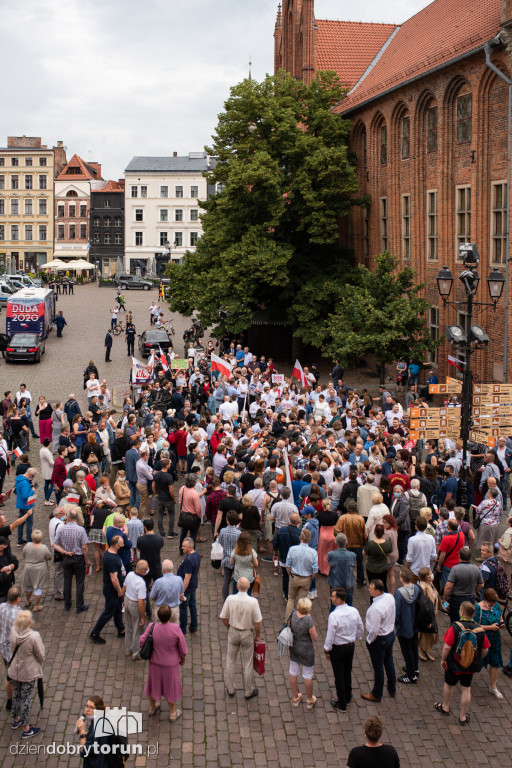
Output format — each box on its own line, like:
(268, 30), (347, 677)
(173, 152), (178, 157)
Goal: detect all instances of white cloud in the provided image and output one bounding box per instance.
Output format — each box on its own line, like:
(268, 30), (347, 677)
(0, 0), (431, 178)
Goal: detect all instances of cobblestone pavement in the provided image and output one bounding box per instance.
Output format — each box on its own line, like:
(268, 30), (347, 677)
(0, 285), (509, 766)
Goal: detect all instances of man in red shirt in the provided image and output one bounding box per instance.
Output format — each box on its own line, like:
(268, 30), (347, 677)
(436, 519), (464, 590)
(435, 601), (490, 725)
(168, 420), (188, 475)
(388, 461), (411, 492)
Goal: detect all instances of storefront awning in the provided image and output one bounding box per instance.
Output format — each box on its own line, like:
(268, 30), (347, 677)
(53, 248), (90, 259)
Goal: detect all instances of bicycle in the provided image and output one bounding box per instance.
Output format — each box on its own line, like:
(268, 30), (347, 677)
(158, 319), (175, 336)
(112, 320), (127, 336)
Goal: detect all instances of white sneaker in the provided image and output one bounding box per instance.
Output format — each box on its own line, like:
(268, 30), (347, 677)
(489, 687), (504, 700)
(307, 589), (317, 599)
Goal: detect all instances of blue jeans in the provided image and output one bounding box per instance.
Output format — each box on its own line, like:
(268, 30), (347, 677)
(233, 579), (253, 596)
(17, 509), (32, 544)
(179, 589), (197, 634)
(367, 631), (396, 700)
(441, 565), (451, 589)
(92, 592), (124, 635)
(44, 480), (55, 502)
(128, 480), (140, 509)
(348, 546), (365, 584)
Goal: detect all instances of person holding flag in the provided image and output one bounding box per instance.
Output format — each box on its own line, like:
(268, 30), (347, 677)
(15, 468), (38, 547)
(292, 359), (307, 389)
(210, 353), (233, 380)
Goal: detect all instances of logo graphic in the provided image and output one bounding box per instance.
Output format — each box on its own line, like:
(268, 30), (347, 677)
(93, 707), (143, 738)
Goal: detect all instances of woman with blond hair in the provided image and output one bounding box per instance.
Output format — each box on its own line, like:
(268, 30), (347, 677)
(382, 514), (399, 594)
(8, 610), (45, 739)
(419, 507), (436, 537)
(22, 530), (52, 611)
(288, 597), (318, 709)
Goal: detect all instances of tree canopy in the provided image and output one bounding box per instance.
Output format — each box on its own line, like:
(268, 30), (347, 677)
(324, 252), (440, 380)
(167, 70), (359, 334)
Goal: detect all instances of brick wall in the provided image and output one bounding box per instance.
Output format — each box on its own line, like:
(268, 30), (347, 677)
(7, 136), (42, 148)
(346, 47), (512, 383)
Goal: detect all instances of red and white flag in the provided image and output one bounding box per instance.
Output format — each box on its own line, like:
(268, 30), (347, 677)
(13, 447), (23, 458)
(448, 355), (465, 371)
(66, 491), (80, 505)
(26, 492), (36, 508)
(159, 346), (169, 372)
(210, 352), (233, 378)
(292, 359), (307, 387)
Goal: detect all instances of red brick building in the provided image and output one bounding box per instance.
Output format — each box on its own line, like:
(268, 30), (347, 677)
(275, 0), (512, 383)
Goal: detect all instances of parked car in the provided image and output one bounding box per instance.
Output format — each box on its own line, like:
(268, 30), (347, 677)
(5, 332), (45, 363)
(138, 329), (173, 357)
(116, 274), (153, 291)
(4, 274), (40, 290)
(0, 281), (16, 303)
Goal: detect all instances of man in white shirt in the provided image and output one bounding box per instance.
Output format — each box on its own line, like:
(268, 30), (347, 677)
(220, 577), (262, 699)
(405, 517), (437, 577)
(122, 560), (148, 659)
(86, 373), (101, 403)
(219, 396), (238, 422)
(324, 587), (364, 711)
(361, 579), (396, 702)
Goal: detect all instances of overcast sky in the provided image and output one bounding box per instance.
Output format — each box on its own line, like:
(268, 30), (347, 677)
(2, 0), (431, 179)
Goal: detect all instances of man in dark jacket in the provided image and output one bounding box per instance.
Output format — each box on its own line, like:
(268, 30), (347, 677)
(55, 311), (67, 337)
(104, 329), (113, 362)
(64, 394), (81, 425)
(273, 513), (301, 602)
(395, 568), (421, 684)
(0, 537), (18, 602)
(110, 429), (131, 484)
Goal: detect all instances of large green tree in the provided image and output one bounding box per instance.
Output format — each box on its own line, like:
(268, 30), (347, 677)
(167, 70), (360, 334)
(324, 252), (440, 382)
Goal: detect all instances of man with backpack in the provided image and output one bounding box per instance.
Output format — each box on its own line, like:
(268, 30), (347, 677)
(479, 542), (510, 599)
(405, 479), (427, 533)
(435, 601), (490, 725)
(442, 547), (484, 623)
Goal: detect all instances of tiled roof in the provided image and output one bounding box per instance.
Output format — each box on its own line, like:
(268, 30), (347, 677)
(316, 20), (398, 89)
(56, 153), (102, 180)
(336, 0), (502, 113)
(95, 180), (124, 192)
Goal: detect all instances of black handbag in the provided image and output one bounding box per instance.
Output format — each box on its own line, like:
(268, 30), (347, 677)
(177, 490), (198, 529)
(140, 622), (155, 660)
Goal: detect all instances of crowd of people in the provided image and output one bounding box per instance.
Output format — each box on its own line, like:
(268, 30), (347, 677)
(0, 317), (510, 759)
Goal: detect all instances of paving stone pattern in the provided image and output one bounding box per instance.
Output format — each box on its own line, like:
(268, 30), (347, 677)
(0, 285), (509, 766)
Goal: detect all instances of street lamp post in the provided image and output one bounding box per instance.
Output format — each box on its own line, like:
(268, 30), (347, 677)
(435, 244), (505, 508)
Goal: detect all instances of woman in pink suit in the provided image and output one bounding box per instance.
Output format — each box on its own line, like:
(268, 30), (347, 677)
(140, 604), (188, 721)
(316, 498), (338, 575)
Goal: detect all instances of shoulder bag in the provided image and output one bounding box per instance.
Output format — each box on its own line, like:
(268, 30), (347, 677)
(473, 501), (497, 530)
(139, 622), (155, 661)
(177, 487), (199, 529)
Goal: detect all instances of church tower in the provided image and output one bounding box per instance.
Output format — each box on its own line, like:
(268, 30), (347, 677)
(274, 1), (316, 84)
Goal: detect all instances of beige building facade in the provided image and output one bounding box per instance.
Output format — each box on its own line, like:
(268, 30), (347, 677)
(0, 136), (67, 272)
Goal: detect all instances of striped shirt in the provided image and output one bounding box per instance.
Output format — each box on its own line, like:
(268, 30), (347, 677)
(218, 525), (241, 568)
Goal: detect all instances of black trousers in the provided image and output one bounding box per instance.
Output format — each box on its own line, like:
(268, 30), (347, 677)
(92, 592), (124, 635)
(329, 643), (355, 707)
(398, 634), (419, 677)
(63, 554), (86, 609)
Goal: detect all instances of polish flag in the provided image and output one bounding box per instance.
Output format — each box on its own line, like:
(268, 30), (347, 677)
(159, 346), (169, 372)
(210, 352), (233, 378)
(26, 492), (36, 508)
(292, 359), (307, 388)
(13, 447), (23, 458)
(448, 355), (465, 371)
(66, 492), (80, 505)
